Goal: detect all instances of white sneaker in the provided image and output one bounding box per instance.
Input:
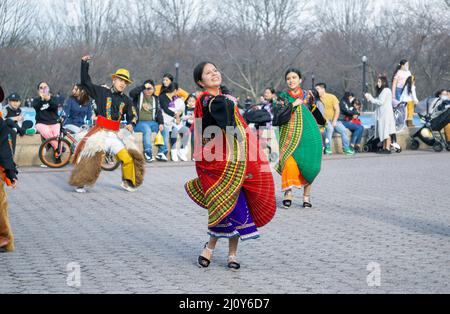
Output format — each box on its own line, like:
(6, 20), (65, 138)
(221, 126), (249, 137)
(75, 187), (86, 193)
(40, 164), (48, 168)
(156, 153), (168, 162)
(178, 148), (188, 162)
(171, 149), (179, 162)
(121, 181), (137, 193)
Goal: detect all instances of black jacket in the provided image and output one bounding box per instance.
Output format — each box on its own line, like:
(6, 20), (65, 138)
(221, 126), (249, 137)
(158, 92), (177, 118)
(339, 97), (359, 121)
(0, 118), (17, 181)
(129, 85), (164, 125)
(199, 94), (236, 132)
(81, 60), (137, 126)
(33, 97), (59, 125)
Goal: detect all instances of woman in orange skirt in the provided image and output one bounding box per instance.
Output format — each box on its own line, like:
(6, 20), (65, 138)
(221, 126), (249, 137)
(273, 69), (323, 208)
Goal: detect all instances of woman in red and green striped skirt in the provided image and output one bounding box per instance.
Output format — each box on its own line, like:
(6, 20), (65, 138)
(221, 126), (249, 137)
(185, 62), (276, 270)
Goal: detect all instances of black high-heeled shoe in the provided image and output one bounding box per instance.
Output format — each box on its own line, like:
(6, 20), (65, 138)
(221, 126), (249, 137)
(303, 196), (312, 208)
(198, 242), (213, 268)
(283, 191), (293, 209)
(227, 255), (241, 270)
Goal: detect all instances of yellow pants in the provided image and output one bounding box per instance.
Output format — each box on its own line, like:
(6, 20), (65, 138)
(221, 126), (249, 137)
(116, 149), (136, 187)
(445, 124), (450, 143)
(0, 182), (14, 252)
(407, 101), (415, 121)
(281, 156), (308, 191)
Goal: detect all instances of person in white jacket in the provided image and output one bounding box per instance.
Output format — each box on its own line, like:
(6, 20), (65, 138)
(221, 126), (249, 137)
(399, 76), (419, 127)
(365, 76), (397, 154)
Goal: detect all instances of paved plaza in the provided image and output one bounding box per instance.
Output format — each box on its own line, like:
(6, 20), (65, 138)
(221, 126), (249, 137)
(0, 151), (449, 294)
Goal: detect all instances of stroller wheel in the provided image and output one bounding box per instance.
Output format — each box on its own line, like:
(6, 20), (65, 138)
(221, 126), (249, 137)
(410, 139), (420, 150)
(433, 142), (444, 153)
(363, 145), (370, 153)
(396, 148), (402, 153)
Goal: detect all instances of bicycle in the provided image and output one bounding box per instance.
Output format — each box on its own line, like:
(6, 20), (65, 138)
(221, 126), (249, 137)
(38, 119), (121, 170)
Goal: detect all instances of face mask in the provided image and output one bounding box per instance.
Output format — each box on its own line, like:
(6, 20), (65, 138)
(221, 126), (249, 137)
(441, 96), (449, 101)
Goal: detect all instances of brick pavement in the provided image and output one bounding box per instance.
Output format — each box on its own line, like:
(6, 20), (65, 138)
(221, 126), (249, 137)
(0, 151), (449, 294)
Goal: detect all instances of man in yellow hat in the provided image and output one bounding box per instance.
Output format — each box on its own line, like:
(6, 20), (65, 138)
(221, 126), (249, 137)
(69, 55), (145, 193)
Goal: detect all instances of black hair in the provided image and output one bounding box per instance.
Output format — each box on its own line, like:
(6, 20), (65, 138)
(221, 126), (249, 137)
(402, 76), (414, 95)
(143, 79), (155, 87)
(435, 89), (446, 98)
(194, 61), (216, 89)
(351, 98), (362, 107)
(185, 93), (197, 106)
(310, 89), (320, 100)
(315, 83), (327, 90)
(343, 91), (354, 100)
(392, 59), (408, 83)
(37, 81), (50, 91)
(307, 89), (320, 106)
(265, 87), (276, 94)
(192, 61), (231, 95)
(72, 83), (89, 105)
(162, 74), (174, 83)
(376, 76), (389, 97)
(284, 68), (302, 80)
(160, 74), (175, 94)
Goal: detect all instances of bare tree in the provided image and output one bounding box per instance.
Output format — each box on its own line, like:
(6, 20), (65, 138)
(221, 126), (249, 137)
(0, 0), (35, 48)
(48, 0), (120, 54)
(208, 0), (312, 98)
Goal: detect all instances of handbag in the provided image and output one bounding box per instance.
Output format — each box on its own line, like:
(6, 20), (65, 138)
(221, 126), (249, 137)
(155, 131), (164, 146)
(272, 104), (293, 126)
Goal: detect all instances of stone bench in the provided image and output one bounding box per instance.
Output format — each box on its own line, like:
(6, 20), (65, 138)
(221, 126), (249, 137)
(14, 126), (437, 167)
(148, 132), (193, 161)
(329, 127), (431, 153)
(255, 127), (434, 158)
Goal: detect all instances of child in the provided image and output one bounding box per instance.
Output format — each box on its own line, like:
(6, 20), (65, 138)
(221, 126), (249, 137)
(2, 93), (33, 156)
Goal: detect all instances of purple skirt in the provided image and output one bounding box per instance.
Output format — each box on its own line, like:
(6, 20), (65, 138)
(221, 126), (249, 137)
(208, 190), (260, 241)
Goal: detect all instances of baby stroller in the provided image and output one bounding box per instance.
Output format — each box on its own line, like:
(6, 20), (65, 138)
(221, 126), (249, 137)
(363, 125), (381, 153)
(392, 99), (407, 132)
(362, 124), (402, 153)
(411, 97), (450, 152)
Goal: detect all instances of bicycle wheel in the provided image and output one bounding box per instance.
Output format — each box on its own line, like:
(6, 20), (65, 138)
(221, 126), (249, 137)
(39, 137), (73, 168)
(101, 152), (121, 172)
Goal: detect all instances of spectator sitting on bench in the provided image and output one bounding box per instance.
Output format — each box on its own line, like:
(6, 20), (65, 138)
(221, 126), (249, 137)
(129, 79), (167, 163)
(2, 93), (33, 156)
(33, 82), (60, 150)
(315, 83), (355, 155)
(340, 92), (364, 153)
(63, 84), (93, 134)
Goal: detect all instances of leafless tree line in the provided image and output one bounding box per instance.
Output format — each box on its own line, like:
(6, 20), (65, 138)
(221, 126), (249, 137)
(0, 0), (449, 106)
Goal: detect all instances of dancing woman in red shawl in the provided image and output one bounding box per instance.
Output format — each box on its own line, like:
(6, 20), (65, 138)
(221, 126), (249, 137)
(185, 62), (276, 270)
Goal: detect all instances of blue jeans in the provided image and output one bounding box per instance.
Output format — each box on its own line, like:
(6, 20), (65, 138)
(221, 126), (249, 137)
(135, 121), (167, 155)
(169, 126), (191, 149)
(325, 121), (350, 150)
(341, 121), (364, 146)
(395, 87), (403, 101)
